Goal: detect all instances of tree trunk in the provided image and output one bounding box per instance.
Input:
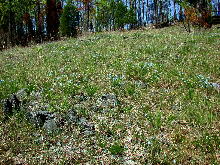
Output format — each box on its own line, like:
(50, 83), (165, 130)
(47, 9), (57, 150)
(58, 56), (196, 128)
(142, 0), (145, 25)
(146, 0), (149, 24)
(154, 0), (158, 24)
(174, 0), (177, 21)
(179, 5), (184, 21)
(46, 0), (59, 40)
(138, 0), (142, 26)
(36, 0), (43, 43)
(87, 3), (90, 31)
(9, 0), (15, 46)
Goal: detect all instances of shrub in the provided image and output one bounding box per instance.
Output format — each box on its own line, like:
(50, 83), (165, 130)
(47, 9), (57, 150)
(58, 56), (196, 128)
(60, 1), (79, 37)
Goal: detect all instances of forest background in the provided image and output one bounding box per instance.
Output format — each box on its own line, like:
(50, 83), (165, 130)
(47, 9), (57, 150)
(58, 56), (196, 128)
(0, 0), (220, 49)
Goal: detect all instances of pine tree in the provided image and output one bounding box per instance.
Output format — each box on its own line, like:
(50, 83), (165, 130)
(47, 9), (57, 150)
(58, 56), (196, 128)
(60, 1), (79, 37)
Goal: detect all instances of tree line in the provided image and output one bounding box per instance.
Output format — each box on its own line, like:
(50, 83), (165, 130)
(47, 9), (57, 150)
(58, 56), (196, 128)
(0, 0), (217, 50)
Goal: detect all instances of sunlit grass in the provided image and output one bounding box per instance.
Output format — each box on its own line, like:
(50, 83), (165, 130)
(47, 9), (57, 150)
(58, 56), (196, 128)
(0, 25), (220, 164)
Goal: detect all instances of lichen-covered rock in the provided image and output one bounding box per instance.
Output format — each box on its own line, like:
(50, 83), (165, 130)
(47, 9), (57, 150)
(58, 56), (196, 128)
(73, 93), (89, 103)
(78, 117), (95, 135)
(15, 88), (28, 102)
(3, 95), (21, 120)
(66, 110), (79, 123)
(210, 82), (220, 91)
(27, 111), (55, 127)
(43, 119), (58, 132)
(66, 110), (95, 135)
(96, 94), (119, 110)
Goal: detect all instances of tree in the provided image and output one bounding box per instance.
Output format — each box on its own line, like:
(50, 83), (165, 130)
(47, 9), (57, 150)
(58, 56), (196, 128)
(114, 1), (129, 29)
(95, 0), (137, 31)
(46, 0), (62, 39)
(0, 0), (35, 46)
(178, 0), (212, 32)
(173, 0), (177, 20)
(60, 0), (79, 37)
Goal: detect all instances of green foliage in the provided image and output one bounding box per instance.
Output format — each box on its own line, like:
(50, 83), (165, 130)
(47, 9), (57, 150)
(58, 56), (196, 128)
(114, 1), (128, 29)
(95, 0), (137, 31)
(84, 84), (99, 97)
(193, 132), (220, 154)
(60, 0), (79, 37)
(109, 143), (124, 155)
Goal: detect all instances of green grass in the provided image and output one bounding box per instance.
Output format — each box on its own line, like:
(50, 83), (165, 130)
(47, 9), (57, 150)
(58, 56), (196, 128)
(0, 26), (220, 164)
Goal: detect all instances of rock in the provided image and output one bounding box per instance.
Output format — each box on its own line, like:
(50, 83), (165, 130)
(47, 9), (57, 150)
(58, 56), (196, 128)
(11, 95), (21, 111)
(3, 99), (13, 119)
(27, 101), (49, 112)
(78, 117), (94, 129)
(210, 82), (220, 91)
(3, 94), (21, 120)
(66, 110), (79, 123)
(15, 88), (28, 101)
(30, 91), (42, 100)
(2, 89), (29, 121)
(78, 117), (95, 135)
(73, 93), (88, 102)
(27, 111), (55, 127)
(96, 94), (119, 110)
(66, 110), (95, 135)
(124, 160), (137, 165)
(43, 119), (58, 132)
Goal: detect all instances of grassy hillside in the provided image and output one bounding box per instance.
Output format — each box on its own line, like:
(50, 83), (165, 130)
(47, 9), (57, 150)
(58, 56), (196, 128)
(0, 26), (220, 164)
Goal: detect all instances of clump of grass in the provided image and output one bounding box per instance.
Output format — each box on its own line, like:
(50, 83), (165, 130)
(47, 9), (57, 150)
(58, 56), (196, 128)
(109, 143), (124, 155)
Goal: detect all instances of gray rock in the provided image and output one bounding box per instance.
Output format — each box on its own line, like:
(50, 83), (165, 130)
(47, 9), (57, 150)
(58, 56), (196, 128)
(73, 93), (88, 102)
(78, 117), (95, 135)
(210, 82), (220, 91)
(3, 99), (13, 120)
(27, 111), (55, 127)
(65, 110), (95, 135)
(78, 117), (92, 128)
(30, 91), (42, 100)
(2, 89), (29, 121)
(3, 94), (21, 120)
(124, 160), (137, 165)
(66, 110), (79, 123)
(15, 88), (28, 101)
(96, 94), (119, 110)
(43, 119), (58, 132)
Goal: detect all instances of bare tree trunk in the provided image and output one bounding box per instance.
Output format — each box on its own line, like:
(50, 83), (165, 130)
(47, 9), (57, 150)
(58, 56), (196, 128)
(138, 0), (142, 26)
(36, 0), (43, 43)
(9, 0), (15, 46)
(87, 2), (90, 31)
(46, 0), (59, 40)
(154, 0), (158, 24)
(174, 0), (177, 21)
(146, 0), (149, 24)
(142, 0), (145, 25)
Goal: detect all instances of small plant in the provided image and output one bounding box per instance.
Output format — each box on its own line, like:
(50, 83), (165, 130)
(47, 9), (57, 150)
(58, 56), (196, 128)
(119, 105), (133, 113)
(146, 111), (163, 130)
(109, 143), (124, 155)
(125, 82), (136, 96)
(84, 85), (99, 97)
(193, 132), (220, 154)
(109, 74), (125, 88)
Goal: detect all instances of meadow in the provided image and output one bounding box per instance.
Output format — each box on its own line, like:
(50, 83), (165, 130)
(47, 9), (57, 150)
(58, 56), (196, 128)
(0, 25), (219, 164)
